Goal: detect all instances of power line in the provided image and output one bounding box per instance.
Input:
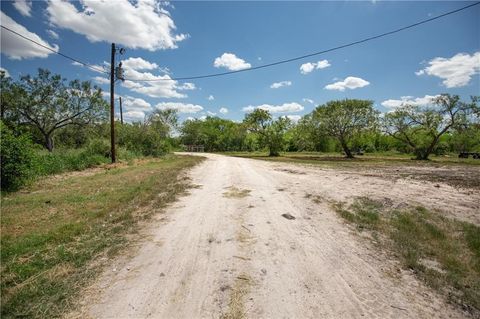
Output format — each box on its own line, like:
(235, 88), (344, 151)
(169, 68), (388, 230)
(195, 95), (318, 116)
(2, 1), (479, 82)
(0, 25), (109, 75)
(125, 1), (480, 82)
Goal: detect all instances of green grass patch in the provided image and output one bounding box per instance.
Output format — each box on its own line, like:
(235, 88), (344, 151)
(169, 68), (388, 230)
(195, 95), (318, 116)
(332, 198), (480, 315)
(0, 155), (204, 318)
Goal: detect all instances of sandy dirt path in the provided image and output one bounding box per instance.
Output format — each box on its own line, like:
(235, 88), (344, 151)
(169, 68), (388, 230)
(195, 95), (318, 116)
(77, 153), (478, 319)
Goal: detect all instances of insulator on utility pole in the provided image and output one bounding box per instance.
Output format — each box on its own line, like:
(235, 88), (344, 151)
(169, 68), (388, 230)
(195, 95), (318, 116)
(116, 62), (125, 82)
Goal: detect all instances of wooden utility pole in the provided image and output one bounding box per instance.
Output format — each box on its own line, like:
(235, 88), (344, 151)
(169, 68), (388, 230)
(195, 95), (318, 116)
(110, 43), (116, 163)
(119, 96), (123, 125)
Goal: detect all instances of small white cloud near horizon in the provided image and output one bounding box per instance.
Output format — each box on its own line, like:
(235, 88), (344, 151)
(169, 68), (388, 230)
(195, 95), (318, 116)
(302, 98), (315, 104)
(381, 94), (441, 109)
(214, 53), (251, 71)
(219, 107), (228, 114)
(415, 52), (480, 88)
(270, 81), (292, 89)
(324, 76), (370, 91)
(1, 12), (59, 60)
(284, 115), (302, 122)
(156, 102), (203, 113)
(206, 111), (216, 116)
(0, 67), (10, 77)
(207, 95), (215, 101)
(118, 96), (152, 122)
(300, 60), (330, 74)
(243, 102), (304, 114)
(13, 0), (32, 17)
(122, 57), (158, 71)
(93, 76), (109, 85)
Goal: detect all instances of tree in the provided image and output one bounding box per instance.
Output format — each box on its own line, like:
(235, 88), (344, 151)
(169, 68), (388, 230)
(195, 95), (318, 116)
(383, 94), (479, 160)
(10, 69), (107, 151)
(243, 109), (290, 156)
(312, 99), (377, 158)
(147, 109), (179, 138)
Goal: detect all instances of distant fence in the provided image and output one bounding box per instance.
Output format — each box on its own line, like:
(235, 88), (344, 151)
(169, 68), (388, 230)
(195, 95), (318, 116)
(185, 145), (205, 152)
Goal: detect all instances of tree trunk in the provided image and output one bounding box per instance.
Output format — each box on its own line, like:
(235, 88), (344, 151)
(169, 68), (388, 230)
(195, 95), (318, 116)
(340, 139), (354, 159)
(45, 134), (54, 152)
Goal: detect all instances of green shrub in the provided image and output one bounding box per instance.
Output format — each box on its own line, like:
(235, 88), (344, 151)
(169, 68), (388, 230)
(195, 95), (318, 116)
(85, 138), (110, 157)
(1, 123), (37, 191)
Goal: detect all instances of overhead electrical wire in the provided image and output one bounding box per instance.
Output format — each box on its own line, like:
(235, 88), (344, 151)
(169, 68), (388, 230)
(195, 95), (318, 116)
(1, 25), (109, 75)
(2, 1), (479, 82)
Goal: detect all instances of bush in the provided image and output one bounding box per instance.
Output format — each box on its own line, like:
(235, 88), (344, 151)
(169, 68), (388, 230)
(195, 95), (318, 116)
(1, 123), (37, 191)
(85, 138), (110, 157)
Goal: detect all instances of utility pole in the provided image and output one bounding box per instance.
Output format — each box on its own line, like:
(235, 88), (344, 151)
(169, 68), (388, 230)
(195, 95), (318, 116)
(109, 43), (116, 163)
(119, 96), (123, 125)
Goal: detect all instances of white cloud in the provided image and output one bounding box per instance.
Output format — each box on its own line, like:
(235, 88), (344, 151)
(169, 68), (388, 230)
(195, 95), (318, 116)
(300, 59), (330, 74)
(243, 102), (304, 114)
(214, 53), (251, 71)
(206, 111), (216, 116)
(118, 96), (153, 122)
(46, 0), (188, 51)
(302, 98), (315, 104)
(0, 67), (10, 77)
(381, 95), (440, 109)
(415, 52), (480, 88)
(219, 107), (228, 114)
(47, 29), (59, 40)
(121, 58), (194, 98)
(207, 95), (215, 101)
(13, 0), (32, 17)
(285, 115), (302, 122)
(93, 76), (109, 85)
(122, 57), (158, 71)
(270, 81), (292, 89)
(71, 61), (107, 74)
(324, 76), (370, 91)
(0, 12), (59, 60)
(155, 102), (203, 113)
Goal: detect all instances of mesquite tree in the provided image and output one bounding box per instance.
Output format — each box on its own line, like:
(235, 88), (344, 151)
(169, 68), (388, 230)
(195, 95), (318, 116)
(312, 99), (377, 158)
(10, 69), (107, 151)
(243, 109), (290, 156)
(383, 94), (479, 160)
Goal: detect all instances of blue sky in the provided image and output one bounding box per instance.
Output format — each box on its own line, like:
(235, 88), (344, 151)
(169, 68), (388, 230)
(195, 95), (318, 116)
(1, 1), (479, 123)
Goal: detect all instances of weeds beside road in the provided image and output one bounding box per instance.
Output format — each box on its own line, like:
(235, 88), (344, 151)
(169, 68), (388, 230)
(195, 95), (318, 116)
(0, 155), (203, 319)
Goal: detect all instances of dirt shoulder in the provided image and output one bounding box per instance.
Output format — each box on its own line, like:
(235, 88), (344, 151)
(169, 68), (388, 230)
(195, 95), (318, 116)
(71, 153), (477, 318)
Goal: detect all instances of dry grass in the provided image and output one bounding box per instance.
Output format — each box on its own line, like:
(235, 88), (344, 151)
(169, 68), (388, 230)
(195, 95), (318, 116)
(223, 186), (251, 199)
(221, 273), (253, 319)
(0, 155), (204, 319)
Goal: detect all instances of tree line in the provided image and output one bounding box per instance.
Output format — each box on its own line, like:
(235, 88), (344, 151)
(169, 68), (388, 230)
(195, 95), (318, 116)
(1, 69), (479, 190)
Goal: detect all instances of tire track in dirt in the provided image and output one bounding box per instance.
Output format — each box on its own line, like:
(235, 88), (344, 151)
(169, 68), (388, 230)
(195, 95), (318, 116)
(71, 153), (471, 318)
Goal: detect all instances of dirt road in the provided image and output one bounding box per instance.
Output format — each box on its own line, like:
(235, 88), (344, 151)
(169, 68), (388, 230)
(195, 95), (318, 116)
(77, 153), (479, 319)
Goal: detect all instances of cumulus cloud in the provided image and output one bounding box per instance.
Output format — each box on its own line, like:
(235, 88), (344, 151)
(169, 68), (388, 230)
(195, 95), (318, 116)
(13, 0), (32, 17)
(214, 53), (251, 71)
(71, 61), (107, 74)
(122, 57), (158, 71)
(155, 102), (203, 113)
(206, 111), (216, 116)
(300, 60), (330, 74)
(47, 29), (59, 40)
(324, 76), (370, 91)
(92, 76), (109, 85)
(120, 57), (194, 98)
(243, 102), (304, 114)
(284, 115), (302, 122)
(208, 95), (215, 101)
(415, 52), (480, 88)
(118, 96), (153, 122)
(46, 0), (188, 51)
(1, 12), (59, 60)
(0, 67), (10, 77)
(270, 81), (292, 89)
(381, 95), (440, 109)
(219, 107), (228, 114)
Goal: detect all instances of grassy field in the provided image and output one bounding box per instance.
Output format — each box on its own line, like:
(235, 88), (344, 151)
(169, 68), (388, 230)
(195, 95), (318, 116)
(333, 198), (480, 316)
(0, 155), (204, 318)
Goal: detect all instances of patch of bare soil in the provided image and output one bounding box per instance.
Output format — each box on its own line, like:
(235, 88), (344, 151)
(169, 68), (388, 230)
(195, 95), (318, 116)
(69, 153), (476, 318)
